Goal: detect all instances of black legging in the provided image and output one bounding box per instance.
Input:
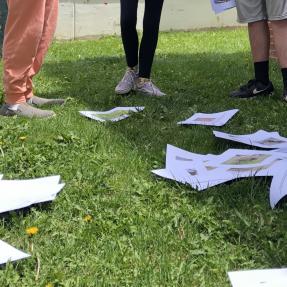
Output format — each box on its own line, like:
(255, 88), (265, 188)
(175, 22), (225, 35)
(120, 0), (164, 79)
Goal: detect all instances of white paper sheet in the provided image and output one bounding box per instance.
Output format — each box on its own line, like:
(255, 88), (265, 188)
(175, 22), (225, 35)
(270, 161), (287, 209)
(0, 180), (65, 214)
(178, 109), (239, 127)
(213, 130), (287, 149)
(207, 149), (287, 169)
(211, 0), (236, 14)
(80, 107), (145, 122)
(228, 268), (287, 287)
(151, 169), (175, 181)
(0, 240), (30, 265)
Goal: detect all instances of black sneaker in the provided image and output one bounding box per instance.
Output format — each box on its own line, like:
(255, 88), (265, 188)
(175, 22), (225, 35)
(283, 89), (287, 102)
(230, 79), (274, 99)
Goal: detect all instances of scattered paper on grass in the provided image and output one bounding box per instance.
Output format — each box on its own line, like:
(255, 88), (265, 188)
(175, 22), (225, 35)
(0, 240), (30, 265)
(228, 268), (287, 287)
(211, 0), (236, 14)
(80, 107), (145, 122)
(152, 145), (287, 199)
(178, 109), (239, 126)
(0, 176), (65, 214)
(213, 130), (287, 149)
(270, 161), (287, 209)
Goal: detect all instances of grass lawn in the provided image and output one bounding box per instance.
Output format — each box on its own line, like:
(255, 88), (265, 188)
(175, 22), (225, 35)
(0, 28), (287, 286)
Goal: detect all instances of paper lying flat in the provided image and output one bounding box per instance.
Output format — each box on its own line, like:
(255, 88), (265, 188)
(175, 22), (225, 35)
(178, 109), (238, 126)
(151, 169), (175, 181)
(207, 149), (287, 169)
(270, 161), (287, 209)
(228, 268), (287, 287)
(80, 107), (145, 122)
(213, 130), (287, 149)
(0, 240), (30, 265)
(211, 0), (236, 14)
(0, 178), (65, 214)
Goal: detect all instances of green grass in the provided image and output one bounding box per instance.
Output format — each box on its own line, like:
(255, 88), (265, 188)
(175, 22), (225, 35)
(0, 28), (287, 287)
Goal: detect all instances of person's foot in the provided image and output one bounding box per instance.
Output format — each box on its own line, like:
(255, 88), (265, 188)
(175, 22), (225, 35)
(135, 78), (166, 97)
(0, 103), (55, 118)
(115, 68), (138, 95)
(283, 89), (287, 102)
(230, 79), (274, 99)
(27, 95), (65, 107)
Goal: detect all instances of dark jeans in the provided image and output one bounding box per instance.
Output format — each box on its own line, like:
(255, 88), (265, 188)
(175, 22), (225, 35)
(120, 0), (164, 78)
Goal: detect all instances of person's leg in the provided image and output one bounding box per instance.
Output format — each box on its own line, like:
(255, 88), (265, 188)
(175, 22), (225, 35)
(270, 20), (287, 98)
(266, 0), (287, 100)
(115, 0), (139, 95)
(120, 0), (139, 69)
(138, 0), (164, 79)
(248, 20), (270, 85)
(1, 0), (55, 118)
(25, 0), (64, 106)
(230, 0), (274, 98)
(135, 0), (166, 97)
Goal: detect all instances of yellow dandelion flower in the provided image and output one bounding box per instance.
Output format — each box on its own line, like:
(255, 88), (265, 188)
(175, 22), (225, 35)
(45, 283), (54, 287)
(84, 215), (92, 222)
(19, 136), (27, 141)
(26, 226), (39, 236)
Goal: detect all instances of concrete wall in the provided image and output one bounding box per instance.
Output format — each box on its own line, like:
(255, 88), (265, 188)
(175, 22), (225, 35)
(55, 0), (240, 40)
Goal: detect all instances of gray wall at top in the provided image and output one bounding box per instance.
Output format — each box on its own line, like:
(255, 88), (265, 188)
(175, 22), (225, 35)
(55, 0), (241, 40)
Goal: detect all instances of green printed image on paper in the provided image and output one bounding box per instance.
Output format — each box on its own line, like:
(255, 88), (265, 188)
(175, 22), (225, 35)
(92, 110), (131, 121)
(223, 154), (271, 165)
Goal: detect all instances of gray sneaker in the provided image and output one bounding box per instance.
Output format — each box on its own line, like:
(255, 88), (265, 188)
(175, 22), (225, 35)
(0, 103), (55, 119)
(135, 79), (166, 97)
(27, 95), (65, 107)
(115, 69), (138, 95)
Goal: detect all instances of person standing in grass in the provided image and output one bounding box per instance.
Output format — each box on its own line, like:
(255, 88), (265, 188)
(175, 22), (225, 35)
(0, 0), (65, 119)
(230, 0), (287, 101)
(115, 0), (166, 97)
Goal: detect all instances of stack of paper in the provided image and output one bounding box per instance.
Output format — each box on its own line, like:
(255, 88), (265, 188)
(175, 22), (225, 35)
(228, 268), (287, 287)
(152, 145), (287, 207)
(211, 0), (236, 14)
(178, 109), (239, 127)
(0, 176), (65, 214)
(80, 107), (145, 122)
(0, 240), (30, 265)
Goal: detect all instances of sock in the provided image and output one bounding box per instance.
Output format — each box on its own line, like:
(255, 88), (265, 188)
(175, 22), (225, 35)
(7, 104), (19, 111)
(254, 61), (270, 85)
(281, 68), (287, 90)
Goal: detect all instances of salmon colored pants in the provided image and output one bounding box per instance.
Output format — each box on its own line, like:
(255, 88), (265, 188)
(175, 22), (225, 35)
(3, 0), (58, 104)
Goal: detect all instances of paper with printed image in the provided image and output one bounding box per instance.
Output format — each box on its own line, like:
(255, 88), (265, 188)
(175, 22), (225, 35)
(206, 149), (287, 169)
(213, 130), (287, 149)
(152, 145), (214, 185)
(0, 240), (30, 265)
(211, 0), (236, 14)
(80, 107), (145, 122)
(178, 109), (239, 127)
(228, 268), (287, 287)
(0, 176), (65, 214)
(270, 161), (287, 209)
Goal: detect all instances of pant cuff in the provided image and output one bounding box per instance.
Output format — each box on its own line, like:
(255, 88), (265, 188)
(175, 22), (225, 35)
(5, 93), (27, 104)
